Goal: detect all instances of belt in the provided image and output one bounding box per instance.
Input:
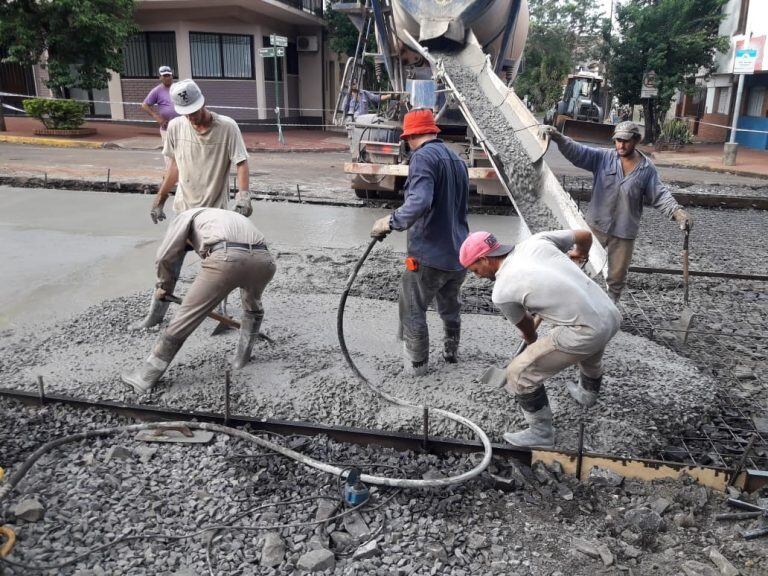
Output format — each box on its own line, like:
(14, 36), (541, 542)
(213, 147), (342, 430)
(208, 241), (267, 254)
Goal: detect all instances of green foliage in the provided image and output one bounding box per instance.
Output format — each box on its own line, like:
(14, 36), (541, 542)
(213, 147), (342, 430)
(0, 0), (137, 94)
(659, 118), (693, 146)
(604, 0), (728, 142)
(326, 1), (360, 56)
(515, 24), (573, 111)
(517, 0), (608, 111)
(23, 98), (88, 130)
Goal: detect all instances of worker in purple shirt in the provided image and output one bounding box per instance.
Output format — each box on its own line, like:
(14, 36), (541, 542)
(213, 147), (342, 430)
(141, 66), (179, 168)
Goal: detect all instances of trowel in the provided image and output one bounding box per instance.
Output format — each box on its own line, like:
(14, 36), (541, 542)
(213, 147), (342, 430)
(479, 316), (542, 388)
(668, 225), (695, 345)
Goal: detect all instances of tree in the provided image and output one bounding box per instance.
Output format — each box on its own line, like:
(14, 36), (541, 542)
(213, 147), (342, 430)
(516, 0), (608, 112)
(605, 0), (728, 143)
(0, 0), (137, 96)
(325, 2), (360, 57)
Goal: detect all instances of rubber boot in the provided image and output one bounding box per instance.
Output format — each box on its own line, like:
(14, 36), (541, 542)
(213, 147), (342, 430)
(503, 388), (555, 448)
(121, 334), (183, 394)
(442, 326), (460, 364)
(129, 297), (170, 330)
(402, 342), (428, 376)
(232, 311), (263, 369)
(566, 373), (601, 408)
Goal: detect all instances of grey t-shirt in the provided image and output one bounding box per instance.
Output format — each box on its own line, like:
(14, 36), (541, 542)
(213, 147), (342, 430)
(492, 230), (621, 354)
(163, 112), (248, 213)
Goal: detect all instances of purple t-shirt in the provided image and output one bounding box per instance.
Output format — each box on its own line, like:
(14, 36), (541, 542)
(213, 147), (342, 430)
(143, 84), (179, 128)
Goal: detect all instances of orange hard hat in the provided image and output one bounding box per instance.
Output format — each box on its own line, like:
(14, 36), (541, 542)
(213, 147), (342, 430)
(400, 108), (440, 140)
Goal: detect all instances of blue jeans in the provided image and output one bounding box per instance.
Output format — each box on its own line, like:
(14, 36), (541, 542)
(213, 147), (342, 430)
(398, 265), (466, 363)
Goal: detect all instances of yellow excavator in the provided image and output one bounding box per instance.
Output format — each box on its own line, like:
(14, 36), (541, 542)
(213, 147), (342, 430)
(544, 68), (616, 144)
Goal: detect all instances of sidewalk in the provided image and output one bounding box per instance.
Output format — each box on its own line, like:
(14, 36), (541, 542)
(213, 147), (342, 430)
(0, 116), (348, 153)
(643, 142), (768, 179)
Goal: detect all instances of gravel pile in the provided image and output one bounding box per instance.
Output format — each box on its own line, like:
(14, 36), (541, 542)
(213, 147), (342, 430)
(0, 244), (719, 458)
(2, 397), (766, 575)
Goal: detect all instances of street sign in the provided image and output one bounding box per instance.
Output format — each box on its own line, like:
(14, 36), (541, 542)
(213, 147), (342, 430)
(640, 70), (658, 99)
(270, 34), (288, 48)
(259, 47), (275, 57)
(276, 47), (285, 57)
(734, 49), (758, 74)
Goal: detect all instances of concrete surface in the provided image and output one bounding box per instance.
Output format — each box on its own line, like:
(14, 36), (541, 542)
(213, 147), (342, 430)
(0, 186), (524, 329)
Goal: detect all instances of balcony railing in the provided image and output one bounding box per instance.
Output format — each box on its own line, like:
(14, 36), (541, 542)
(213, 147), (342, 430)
(276, 0), (323, 17)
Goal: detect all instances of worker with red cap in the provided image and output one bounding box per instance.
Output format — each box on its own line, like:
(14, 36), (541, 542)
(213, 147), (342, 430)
(371, 109), (470, 375)
(460, 229), (621, 447)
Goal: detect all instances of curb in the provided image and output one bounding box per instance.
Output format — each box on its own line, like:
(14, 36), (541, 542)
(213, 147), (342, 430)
(0, 134), (105, 149)
(652, 160), (768, 181)
(0, 134), (348, 154)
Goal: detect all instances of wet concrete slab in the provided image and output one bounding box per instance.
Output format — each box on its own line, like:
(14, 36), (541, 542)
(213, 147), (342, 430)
(0, 186), (525, 329)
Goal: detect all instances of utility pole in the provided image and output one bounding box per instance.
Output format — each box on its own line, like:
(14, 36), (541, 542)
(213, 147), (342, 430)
(724, 34), (756, 166)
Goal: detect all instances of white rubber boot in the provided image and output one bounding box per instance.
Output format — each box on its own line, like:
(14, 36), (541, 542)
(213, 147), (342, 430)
(129, 297), (170, 331)
(503, 405), (555, 448)
(566, 373), (601, 408)
(232, 311), (263, 369)
(121, 335), (182, 394)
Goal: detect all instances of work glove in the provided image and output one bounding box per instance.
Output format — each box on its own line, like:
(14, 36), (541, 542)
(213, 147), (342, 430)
(371, 215), (392, 239)
(234, 194), (253, 217)
(538, 124), (563, 143)
(673, 208), (693, 231)
(567, 247), (589, 268)
(150, 203), (166, 224)
(154, 286), (168, 301)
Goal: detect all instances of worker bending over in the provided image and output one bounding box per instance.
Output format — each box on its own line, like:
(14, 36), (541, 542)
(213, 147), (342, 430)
(460, 230), (621, 448)
(540, 121), (692, 302)
(371, 109), (469, 375)
(132, 79), (254, 330)
(122, 208), (276, 394)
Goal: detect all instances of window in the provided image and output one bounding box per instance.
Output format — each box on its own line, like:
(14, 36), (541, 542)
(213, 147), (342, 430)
(287, 42), (299, 75)
(715, 87), (731, 115)
(123, 32), (177, 78)
(263, 36), (285, 81)
(746, 86), (766, 117)
(736, 0), (750, 35)
(190, 32), (254, 79)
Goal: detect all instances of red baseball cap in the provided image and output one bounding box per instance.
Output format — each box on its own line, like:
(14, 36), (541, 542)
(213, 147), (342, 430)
(400, 108), (440, 139)
(459, 231), (514, 268)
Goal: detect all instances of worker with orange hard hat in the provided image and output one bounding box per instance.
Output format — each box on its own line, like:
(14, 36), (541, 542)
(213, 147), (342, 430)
(370, 109), (470, 376)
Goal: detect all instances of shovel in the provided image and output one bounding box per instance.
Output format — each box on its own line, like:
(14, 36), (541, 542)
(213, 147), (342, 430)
(162, 294), (274, 344)
(667, 224), (695, 345)
(480, 316), (542, 389)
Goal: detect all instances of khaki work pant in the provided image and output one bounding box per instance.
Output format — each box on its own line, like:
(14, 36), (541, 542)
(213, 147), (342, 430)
(590, 226), (635, 302)
(504, 334), (605, 396)
(164, 248), (276, 343)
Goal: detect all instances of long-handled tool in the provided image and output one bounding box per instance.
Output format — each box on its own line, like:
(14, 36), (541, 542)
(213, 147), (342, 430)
(668, 224), (695, 345)
(161, 294), (274, 344)
(480, 315), (543, 389)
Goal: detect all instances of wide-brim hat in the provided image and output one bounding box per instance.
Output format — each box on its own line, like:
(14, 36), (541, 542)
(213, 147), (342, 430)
(171, 79), (205, 115)
(400, 108), (441, 139)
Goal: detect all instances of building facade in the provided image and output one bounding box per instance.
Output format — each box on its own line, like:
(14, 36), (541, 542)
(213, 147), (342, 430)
(15, 0), (340, 129)
(679, 0), (768, 149)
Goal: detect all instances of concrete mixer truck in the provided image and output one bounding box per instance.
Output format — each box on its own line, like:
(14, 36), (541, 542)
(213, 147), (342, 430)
(333, 0), (609, 276)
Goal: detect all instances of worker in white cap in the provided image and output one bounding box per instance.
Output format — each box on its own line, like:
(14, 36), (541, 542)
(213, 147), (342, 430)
(540, 121), (693, 302)
(132, 79), (253, 330)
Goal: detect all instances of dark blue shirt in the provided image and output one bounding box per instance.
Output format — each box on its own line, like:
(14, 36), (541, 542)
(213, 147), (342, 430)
(390, 139), (469, 271)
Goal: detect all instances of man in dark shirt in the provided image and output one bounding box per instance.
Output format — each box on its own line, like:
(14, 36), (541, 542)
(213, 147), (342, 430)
(371, 109), (470, 375)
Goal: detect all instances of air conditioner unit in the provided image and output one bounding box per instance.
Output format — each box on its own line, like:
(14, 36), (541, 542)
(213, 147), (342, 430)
(297, 35), (319, 52)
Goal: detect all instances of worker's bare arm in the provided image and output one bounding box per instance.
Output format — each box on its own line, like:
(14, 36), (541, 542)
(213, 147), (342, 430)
(567, 229), (592, 265)
(141, 102), (164, 125)
(150, 159), (179, 223)
(235, 160), (249, 197)
(515, 313), (538, 345)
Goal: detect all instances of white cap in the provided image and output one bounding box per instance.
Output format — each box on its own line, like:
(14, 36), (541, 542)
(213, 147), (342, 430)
(158, 65), (173, 76)
(170, 79), (205, 115)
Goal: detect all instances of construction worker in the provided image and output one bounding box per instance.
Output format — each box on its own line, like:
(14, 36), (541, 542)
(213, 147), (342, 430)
(540, 121), (693, 302)
(132, 79), (253, 330)
(460, 230), (621, 448)
(371, 109), (469, 375)
(122, 208), (276, 393)
(140, 65), (178, 166)
(343, 83), (396, 120)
